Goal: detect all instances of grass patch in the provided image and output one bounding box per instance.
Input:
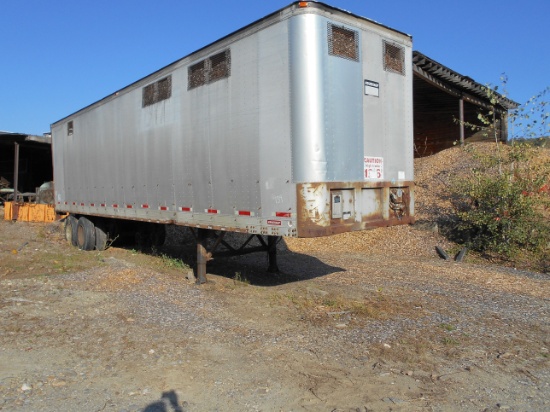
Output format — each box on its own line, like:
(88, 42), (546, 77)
(233, 271), (250, 286)
(159, 254), (190, 270)
(441, 336), (460, 346)
(439, 323), (456, 332)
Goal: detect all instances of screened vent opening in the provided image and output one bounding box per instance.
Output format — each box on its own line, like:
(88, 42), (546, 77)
(142, 75), (172, 107)
(328, 24), (359, 62)
(67, 121), (73, 136)
(209, 50), (231, 82)
(383, 41), (405, 75)
(188, 49), (231, 90)
(188, 61), (207, 89)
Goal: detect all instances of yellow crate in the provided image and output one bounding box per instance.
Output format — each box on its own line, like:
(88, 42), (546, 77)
(3, 201), (14, 220)
(3, 202), (56, 222)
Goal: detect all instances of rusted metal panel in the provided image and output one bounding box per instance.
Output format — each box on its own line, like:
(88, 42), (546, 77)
(296, 181), (414, 238)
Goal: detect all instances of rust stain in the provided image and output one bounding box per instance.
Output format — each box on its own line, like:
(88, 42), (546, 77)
(296, 181), (415, 238)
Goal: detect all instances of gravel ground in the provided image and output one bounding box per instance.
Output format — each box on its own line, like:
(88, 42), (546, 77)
(1, 219), (548, 412)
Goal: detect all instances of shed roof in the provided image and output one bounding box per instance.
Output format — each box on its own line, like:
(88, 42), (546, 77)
(413, 51), (519, 111)
(0, 131), (51, 145)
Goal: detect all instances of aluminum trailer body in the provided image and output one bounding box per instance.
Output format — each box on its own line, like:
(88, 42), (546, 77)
(52, 1), (414, 244)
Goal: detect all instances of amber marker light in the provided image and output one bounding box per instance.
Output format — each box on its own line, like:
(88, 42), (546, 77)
(298, 2), (308, 7)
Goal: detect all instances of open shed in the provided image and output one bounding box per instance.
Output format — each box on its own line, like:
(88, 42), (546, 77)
(412, 51), (519, 157)
(0, 132), (53, 202)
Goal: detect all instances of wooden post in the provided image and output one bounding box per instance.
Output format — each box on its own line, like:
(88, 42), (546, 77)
(459, 97), (465, 147)
(501, 112), (509, 143)
(196, 228), (208, 284)
(13, 142), (20, 202)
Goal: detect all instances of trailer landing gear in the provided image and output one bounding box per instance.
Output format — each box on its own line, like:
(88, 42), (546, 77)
(189, 228), (281, 284)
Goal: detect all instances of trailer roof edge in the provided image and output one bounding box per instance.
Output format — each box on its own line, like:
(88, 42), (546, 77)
(51, 1), (412, 127)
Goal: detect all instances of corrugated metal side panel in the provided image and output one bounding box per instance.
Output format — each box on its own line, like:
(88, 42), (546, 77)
(224, 33), (260, 216)
(258, 18), (295, 226)
(53, 14), (297, 236)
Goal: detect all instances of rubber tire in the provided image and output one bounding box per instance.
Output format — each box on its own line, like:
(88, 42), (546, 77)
(94, 222), (109, 251)
(76, 217), (96, 251)
(64, 215), (78, 247)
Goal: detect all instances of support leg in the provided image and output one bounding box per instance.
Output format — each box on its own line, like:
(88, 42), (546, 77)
(267, 235), (279, 273)
(196, 228), (208, 284)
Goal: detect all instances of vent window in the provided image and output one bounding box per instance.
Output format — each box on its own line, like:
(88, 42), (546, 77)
(188, 60), (207, 89)
(328, 24), (359, 61)
(383, 41), (405, 75)
(67, 121), (73, 136)
(142, 75), (172, 107)
(188, 49), (231, 90)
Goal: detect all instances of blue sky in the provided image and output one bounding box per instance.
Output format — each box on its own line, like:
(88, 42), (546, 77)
(1, 0), (548, 136)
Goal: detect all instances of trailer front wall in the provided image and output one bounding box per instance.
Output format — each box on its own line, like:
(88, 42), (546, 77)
(288, 10), (414, 236)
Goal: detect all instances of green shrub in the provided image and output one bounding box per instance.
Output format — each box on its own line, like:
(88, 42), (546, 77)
(450, 143), (550, 260)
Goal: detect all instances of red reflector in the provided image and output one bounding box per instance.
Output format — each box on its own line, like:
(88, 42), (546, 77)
(141, 204), (149, 209)
(72, 202), (76, 206)
(180, 207), (192, 212)
(113, 204), (118, 208)
(159, 206), (168, 211)
(90, 203), (95, 207)
(126, 205), (133, 209)
(238, 210), (251, 216)
(206, 209), (219, 214)
(80, 203), (85, 206)
(276, 212), (292, 218)
(100, 203), (106, 207)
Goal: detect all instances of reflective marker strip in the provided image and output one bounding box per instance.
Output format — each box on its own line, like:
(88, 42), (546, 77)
(206, 209), (219, 214)
(113, 204), (119, 208)
(90, 203), (95, 207)
(100, 203), (106, 207)
(179, 207), (192, 212)
(236, 210), (253, 216)
(159, 206), (169, 211)
(141, 204), (149, 209)
(276, 212), (292, 218)
(126, 205), (133, 209)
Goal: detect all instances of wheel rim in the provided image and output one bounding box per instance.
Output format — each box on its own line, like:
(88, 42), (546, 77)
(77, 225), (85, 247)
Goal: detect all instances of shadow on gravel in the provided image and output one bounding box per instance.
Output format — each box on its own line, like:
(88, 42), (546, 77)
(122, 227), (346, 287)
(142, 390), (186, 412)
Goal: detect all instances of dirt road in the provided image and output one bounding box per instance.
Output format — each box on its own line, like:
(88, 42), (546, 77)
(0, 218), (548, 411)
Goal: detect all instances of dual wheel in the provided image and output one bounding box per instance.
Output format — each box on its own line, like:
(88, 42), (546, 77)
(64, 216), (108, 251)
(64, 215), (165, 251)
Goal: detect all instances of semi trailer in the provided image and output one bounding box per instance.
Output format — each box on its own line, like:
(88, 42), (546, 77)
(51, 1), (415, 282)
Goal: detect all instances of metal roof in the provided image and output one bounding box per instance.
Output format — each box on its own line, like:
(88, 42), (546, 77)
(0, 131), (51, 145)
(413, 51), (519, 111)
